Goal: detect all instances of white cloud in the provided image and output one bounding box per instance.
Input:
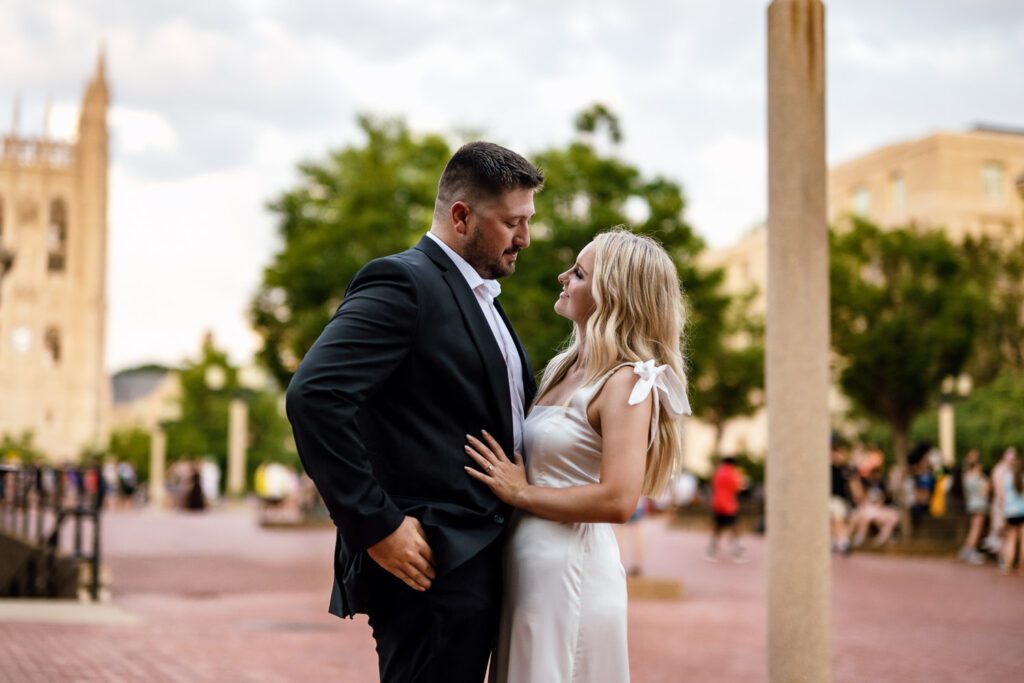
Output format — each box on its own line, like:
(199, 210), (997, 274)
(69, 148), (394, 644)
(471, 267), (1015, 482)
(109, 106), (177, 153)
(1, 0), (1020, 370)
(685, 134), (767, 247)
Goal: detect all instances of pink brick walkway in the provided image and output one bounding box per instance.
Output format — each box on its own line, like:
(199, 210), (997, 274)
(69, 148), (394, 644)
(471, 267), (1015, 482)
(1, 505), (1022, 682)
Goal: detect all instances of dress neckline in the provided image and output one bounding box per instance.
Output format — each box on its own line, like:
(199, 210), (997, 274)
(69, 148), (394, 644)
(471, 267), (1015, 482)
(530, 363), (634, 410)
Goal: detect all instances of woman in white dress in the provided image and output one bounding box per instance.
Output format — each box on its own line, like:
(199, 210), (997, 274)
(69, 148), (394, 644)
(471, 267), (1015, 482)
(464, 228), (691, 683)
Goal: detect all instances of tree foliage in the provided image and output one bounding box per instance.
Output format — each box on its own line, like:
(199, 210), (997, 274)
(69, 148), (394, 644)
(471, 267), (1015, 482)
(163, 335), (296, 488)
(830, 218), (984, 466)
(0, 431), (45, 463)
(960, 236), (1024, 385)
(690, 288), (764, 452)
(252, 105), (763, 434)
(912, 371), (1024, 470)
(252, 116), (451, 386)
(108, 426), (152, 482)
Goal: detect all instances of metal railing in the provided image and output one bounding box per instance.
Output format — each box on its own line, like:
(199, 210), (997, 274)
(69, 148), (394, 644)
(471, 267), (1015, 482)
(0, 463), (104, 600)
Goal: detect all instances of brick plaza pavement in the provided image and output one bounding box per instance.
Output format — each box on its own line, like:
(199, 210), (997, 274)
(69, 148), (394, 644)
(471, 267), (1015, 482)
(1, 504), (1022, 682)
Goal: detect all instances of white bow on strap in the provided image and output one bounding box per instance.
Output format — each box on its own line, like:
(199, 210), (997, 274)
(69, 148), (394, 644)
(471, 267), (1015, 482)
(628, 359), (692, 418)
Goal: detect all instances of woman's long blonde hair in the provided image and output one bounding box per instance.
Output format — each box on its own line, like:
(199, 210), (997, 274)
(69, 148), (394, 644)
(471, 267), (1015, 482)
(536, 228), (688, 495)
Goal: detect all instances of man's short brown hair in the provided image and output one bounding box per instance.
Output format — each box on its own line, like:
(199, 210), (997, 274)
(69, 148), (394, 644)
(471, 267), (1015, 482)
(436, 142), (544, 207)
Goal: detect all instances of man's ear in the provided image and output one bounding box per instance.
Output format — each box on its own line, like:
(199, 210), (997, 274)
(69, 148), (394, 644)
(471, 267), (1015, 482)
(451, 201), (471, 236)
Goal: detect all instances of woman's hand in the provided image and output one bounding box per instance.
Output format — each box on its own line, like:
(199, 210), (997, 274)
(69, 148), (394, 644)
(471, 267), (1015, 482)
(464, 430), (529, 507)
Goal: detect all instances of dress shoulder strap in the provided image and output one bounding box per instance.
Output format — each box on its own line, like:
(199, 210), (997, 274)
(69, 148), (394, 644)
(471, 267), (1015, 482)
(580, 360), (692, 447)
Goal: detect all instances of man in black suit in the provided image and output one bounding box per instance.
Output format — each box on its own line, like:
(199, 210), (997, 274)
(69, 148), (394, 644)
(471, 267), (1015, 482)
(286, 141), (543, 683)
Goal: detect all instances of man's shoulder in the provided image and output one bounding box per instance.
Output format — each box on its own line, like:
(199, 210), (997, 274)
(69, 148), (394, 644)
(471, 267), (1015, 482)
(354, 245), (436, 285)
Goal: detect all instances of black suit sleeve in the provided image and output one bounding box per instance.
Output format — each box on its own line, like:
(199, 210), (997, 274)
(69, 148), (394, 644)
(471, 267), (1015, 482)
(286, 257), (418, 555)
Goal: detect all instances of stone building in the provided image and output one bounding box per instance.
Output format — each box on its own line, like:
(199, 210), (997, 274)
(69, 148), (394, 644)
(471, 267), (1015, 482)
(829, 125), (1024, 242)
(692, 125), (1024, 468)
(0, 54), (110, 460)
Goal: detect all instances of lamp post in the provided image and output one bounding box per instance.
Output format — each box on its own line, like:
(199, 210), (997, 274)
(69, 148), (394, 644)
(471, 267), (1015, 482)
(149, 400), (181, 510)
(938, 373), (973, 468)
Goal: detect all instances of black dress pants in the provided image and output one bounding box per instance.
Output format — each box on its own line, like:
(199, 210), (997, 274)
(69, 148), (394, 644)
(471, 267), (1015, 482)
(365, 539), (503, 683)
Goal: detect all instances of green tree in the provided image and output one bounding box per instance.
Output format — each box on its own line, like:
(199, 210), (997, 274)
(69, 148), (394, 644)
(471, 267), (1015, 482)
(108, 426), (152, 482)
(960, 236), (1024, 385)
(690, 289), (765, 454)
(252, 116), (452, 387)
(253, 105), (762, 438)
(912, 370), (1024, 469)
(830, 218), (984, 477)
(500, 104), (743, 400)
(163, 334), (295, 489)
(0, 431), (45, 463)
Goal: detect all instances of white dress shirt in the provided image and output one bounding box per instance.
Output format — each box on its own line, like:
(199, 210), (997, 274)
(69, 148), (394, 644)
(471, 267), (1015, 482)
(425, 232), (525, 454)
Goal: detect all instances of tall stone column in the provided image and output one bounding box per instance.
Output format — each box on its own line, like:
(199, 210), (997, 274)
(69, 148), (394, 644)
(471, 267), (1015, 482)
(149, 428), (167, 509)
(766, 1), (831, 682)
(227, 398), (249, 497)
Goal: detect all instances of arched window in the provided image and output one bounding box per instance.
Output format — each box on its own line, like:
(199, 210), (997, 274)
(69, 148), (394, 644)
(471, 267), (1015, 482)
(44, 326), (61, 367)
(47, 198), (67, 272)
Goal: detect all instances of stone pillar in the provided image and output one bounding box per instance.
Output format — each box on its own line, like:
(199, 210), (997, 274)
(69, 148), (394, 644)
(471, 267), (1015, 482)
(766, 2), (831, 682)
(938, 401), (955, 467)
(149, 428), (166, 509)
(227, 398), (248, 497)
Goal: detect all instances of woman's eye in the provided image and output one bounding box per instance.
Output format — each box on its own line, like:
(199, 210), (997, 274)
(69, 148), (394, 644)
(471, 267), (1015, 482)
(574, 268), (583, 279)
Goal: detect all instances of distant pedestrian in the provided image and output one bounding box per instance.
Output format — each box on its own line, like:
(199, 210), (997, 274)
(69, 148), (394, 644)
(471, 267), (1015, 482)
(909, 445), (936, 524)
(706, 456), (747, 562)
(183, 462), (206, 512)
(958, 449), (988, 565)
(117, 460), (138, 509)
(849, 467), (899, 548)
(998, 456), (1024, 575)
(830, 444), (855, 554)
(200, 458), (220, 504)
(984, 448), (1017, 553)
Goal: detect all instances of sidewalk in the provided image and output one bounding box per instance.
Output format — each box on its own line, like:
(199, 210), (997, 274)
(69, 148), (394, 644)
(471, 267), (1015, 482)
(1, 505), (1021, 682)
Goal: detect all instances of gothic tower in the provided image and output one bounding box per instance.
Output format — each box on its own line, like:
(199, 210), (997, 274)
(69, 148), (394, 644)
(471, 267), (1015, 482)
(0, 52), (110, 459)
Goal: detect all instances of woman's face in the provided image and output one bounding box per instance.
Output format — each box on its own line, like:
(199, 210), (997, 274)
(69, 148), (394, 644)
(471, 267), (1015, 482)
(554, 242), (597, 325)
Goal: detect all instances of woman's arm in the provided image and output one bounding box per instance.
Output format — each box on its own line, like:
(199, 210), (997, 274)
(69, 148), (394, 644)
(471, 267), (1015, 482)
(465, 366), (653, 524)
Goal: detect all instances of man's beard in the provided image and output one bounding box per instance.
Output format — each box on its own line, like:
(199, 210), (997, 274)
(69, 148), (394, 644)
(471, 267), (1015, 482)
(464, 229), (518, 279)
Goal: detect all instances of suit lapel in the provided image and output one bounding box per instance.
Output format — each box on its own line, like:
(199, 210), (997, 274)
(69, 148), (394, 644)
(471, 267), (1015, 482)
(416, 237), (514, 445)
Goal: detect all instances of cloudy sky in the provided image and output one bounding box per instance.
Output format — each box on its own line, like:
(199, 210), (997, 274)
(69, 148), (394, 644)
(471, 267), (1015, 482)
(2, 0), (1022, 372)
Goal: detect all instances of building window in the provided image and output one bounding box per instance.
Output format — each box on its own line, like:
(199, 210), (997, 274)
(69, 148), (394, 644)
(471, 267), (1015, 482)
(982, 162), (1004, 201)
(44, 327), (61, 367)
(889, 173), (905, 214)
(852, 186), (871, 216)
(48, 198), (67, 272)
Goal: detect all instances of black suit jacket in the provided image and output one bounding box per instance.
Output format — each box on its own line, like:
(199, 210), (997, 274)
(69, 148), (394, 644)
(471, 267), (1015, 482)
(286, 235), (536, 617)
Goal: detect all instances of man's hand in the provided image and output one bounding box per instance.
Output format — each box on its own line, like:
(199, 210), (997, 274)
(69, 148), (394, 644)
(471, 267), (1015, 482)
(367, 516), (436, 591)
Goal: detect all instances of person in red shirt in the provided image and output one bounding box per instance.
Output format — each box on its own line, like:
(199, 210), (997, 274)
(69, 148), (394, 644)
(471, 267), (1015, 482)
(707, 456), (749, 562)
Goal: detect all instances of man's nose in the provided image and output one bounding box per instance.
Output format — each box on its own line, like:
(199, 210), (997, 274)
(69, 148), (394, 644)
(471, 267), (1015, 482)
(516, 223), (531, 249)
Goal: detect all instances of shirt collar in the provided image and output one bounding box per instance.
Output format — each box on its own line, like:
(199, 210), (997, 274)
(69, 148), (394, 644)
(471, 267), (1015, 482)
(425, 232), (501, 300)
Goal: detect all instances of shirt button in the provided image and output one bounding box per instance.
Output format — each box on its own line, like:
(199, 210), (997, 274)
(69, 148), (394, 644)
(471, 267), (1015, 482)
(493, 514), (505, 524)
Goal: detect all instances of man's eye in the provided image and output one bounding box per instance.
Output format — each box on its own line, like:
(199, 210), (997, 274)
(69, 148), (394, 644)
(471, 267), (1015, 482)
(507, 221), (518, 228)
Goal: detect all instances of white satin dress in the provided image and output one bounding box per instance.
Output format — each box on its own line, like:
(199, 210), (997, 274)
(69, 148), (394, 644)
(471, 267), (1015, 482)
(490, 360), (690, 683)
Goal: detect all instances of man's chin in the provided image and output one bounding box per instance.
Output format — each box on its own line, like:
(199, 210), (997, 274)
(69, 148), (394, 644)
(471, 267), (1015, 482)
(491, 261), (516, 279)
